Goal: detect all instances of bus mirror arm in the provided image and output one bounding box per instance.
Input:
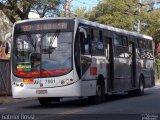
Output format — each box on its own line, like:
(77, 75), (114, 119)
(79, 27), (87, 39)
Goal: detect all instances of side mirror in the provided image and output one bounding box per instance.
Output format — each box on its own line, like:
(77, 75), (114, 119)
(79, 27), (87, 39)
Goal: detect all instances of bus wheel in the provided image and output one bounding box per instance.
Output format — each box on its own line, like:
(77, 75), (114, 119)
(38, 98), (51, 106)
(89, 81), (105, 104)
(138, 76), (144, 96)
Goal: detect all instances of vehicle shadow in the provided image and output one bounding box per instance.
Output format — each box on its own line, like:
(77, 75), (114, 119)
(24, 91), (152, 109)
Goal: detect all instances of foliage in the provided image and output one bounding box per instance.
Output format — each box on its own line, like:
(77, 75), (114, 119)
(0, 0), (65, 23)
(0, 12), (11, 44)
(87, 0), (139, 31)
(31, 0), (64, 17)
(141, 10), (160, 42)
(86, 0), (160, 42)
(155, 58), (160, 65)
(0, 13), (10, 32)
(71, 7), (88, 19)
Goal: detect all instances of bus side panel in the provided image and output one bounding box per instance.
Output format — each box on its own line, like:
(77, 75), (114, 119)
(114, 57), (131, 91)
(136, 38), (155, 88)
(81, 56), (107, 96)
(136, 58), (154, 88)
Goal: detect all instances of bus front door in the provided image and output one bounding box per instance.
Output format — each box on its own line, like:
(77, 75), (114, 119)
(105, 38), (114, 92)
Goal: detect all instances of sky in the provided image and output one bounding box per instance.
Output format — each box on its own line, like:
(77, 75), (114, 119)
(71, 0), (100, 10)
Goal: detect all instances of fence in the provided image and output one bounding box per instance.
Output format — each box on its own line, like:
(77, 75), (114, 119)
(0, 59), (11, 96)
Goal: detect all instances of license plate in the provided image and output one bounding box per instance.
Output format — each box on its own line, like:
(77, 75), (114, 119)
(36, 90), (47, 94)
(34, 79), (55, 84)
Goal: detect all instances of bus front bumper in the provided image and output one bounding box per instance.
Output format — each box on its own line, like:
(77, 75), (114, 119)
(12, 80), (81, 98)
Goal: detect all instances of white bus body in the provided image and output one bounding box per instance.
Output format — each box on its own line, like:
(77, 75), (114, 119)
(11, 17), (154, 105)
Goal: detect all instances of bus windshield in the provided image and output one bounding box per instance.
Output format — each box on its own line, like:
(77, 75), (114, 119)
(13, 32), (73, 77)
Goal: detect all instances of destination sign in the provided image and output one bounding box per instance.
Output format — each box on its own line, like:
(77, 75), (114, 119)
(21, 23), (67, 32)
(14, 19), (74, 34)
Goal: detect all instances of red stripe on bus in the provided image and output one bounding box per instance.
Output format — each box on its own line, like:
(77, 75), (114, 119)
(15, 68), (71, 77)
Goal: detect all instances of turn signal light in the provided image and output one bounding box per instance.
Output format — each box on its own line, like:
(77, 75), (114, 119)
(23, 78), (34, 84)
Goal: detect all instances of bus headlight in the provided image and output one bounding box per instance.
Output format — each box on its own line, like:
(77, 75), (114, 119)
(20, 83), (24, 87)
(61, 79), (74, 85)
(15, 82), (24, 87)
(16, 82), (20, 86)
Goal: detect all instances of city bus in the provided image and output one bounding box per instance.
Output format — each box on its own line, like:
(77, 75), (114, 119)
(11, 17), (155, 105)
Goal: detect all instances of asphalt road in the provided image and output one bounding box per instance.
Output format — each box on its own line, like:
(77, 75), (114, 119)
(0, 85), (160, 120)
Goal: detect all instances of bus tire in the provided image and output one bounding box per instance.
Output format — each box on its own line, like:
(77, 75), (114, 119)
(97, 81), (105, 101)
(137, 76), (145, 96)
(38, 98), (51, 106)
(89, 80), (105, 104)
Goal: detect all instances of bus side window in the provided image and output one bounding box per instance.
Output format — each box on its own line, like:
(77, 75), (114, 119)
(146, 40), (153, 59)
(114, 34), (128, 58)
(137, 39), (146, 58)
(91, 29), (104, 55)
(114, 34), (123, 46)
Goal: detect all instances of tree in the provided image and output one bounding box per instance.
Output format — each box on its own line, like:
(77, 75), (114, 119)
(87, 0), (139, 31)
(71, 7), (88, 18)
(87, 0), (160, 40)
(139, 1), (160, 40)
(31, 0), (64, 17)
(0, 0), (65, 24)
(0, 12), (12, 55)
(0, 0), (32, 23)
(141, 10), (160, 40)
(0, 12), (11, 43)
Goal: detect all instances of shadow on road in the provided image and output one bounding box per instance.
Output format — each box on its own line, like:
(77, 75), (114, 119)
(24, 91), (153, 109)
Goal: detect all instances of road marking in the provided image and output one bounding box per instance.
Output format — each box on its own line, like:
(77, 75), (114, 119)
(36, 108), (83, 120)
(59, 108), (82, 115)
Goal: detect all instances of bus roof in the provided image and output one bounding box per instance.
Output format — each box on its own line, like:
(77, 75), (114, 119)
(77, 18), (153, 40)
(14, 17), (152, 40)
